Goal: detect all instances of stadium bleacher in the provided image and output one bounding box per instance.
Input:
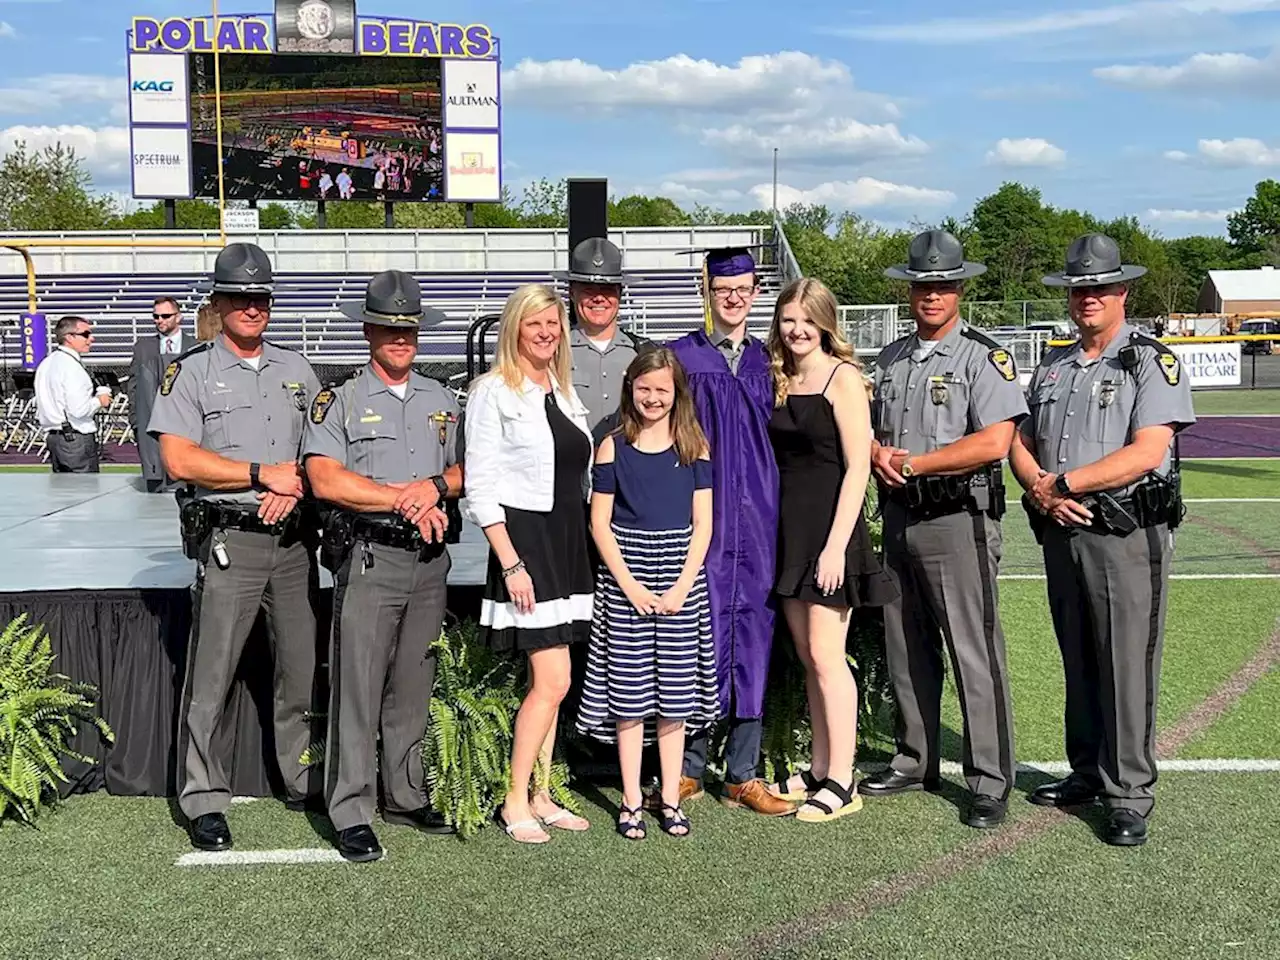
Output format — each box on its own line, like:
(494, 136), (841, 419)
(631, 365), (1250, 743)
(0, 265), (783, 370)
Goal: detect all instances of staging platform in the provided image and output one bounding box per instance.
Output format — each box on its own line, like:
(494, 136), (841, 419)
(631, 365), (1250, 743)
(0, 473), (490, 592)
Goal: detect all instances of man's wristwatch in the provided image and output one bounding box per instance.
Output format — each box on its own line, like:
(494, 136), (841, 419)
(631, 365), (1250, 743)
(1054, 473), (1072, 497)
(429, 474), (449, 501)
(249, 462), (264, 491)
(900, 459), (914, 478)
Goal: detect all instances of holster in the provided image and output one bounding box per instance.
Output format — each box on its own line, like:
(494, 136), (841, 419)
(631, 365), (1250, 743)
(320, 508), (356, 573)
(1133, 471), (1185, 531)
(890, 463), (1005, 522)
(178, 494), (211, 561)
(1021, 493), (1048, 545)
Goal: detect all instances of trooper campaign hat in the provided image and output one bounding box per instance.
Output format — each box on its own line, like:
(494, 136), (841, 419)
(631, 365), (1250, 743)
(884, 229), (987, 282)
(210, 242), (276, 294)
(1043, 233), (1147, 287)
(557, 237), (627, 284)
(339, 269), (446, 327)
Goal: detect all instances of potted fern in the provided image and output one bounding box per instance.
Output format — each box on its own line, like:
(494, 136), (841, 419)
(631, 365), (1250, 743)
(0, 614), (114, 826)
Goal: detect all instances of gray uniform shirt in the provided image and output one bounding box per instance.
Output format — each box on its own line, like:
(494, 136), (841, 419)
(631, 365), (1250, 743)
(716, 332), (753, 376)
(147, 335), (320, 504)
(301, 364), (460, 489)
(872, 321), (1029, 457)
(1026, 321), (1196, 495)
(569, 326), (649, 439)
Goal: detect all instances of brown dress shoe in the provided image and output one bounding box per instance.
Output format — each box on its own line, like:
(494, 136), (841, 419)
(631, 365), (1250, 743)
(721, 779), (798, 817)
(643, 776), (704, 812)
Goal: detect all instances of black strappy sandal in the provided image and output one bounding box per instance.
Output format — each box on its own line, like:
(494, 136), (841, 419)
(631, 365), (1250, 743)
(796, 778), (863, 823)
(660, 804), (691, 837)
(772, 768), (821, 802)
(616, 803), (646, 841)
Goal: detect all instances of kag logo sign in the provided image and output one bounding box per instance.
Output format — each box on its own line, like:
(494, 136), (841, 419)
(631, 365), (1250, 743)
(128, 53), (189, 125)
(132, 79), (174, 93)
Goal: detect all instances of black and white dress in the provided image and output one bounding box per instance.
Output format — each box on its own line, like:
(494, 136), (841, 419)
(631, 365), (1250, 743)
(575, 437), (721, 744)
(479, 392), (594, 652)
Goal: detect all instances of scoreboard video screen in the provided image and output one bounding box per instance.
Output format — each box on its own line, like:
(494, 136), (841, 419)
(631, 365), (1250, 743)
(188, 53), (444, 202)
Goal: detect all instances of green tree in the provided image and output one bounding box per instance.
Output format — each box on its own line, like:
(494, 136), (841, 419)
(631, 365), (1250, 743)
(1227, 180), (1280, 262)
(965, 183), (1058, 302)
(609, 194), (690, 227)
(0, 140), (117, 231)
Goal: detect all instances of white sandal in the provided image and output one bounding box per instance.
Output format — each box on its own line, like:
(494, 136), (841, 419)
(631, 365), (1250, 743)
(539, 806), (590, 832)
(496, 809), (549, 844)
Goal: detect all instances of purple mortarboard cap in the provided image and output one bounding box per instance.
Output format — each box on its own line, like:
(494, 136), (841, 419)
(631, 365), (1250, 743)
(706, 247), (757, 277)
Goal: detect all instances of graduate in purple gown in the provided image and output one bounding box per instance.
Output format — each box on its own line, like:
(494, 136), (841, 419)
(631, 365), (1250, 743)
(661, 247), (796, 817)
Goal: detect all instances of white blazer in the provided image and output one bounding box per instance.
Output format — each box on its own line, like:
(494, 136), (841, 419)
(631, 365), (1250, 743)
(463, 370), (594, 529)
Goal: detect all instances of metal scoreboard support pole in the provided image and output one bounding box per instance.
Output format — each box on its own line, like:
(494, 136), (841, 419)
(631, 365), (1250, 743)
(212, 0), (227, 246)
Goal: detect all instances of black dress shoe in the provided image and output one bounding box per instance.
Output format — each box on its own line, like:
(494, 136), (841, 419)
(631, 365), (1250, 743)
(1103, 808), (1148, 847)
(962, 795), (1007, 829)
(382, 807), (456, 835)
(859, 769), (942, 797)
(189, 813), (232, 851)
(1028, 775), (1101, 808)
(336, 825), (384, 862)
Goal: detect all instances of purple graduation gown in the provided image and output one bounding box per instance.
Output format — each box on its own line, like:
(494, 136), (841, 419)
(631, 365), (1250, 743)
(670, 330), (778, 720)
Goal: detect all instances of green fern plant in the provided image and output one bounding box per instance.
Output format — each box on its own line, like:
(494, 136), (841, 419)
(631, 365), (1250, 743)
(300, 621), (577, 839)
(0, 614), (114, 826)
(424, 622), (576, 838)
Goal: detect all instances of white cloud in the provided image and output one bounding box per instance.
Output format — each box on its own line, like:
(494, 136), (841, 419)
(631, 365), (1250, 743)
(1196, 137), (1280, 164)
(0, 22), (14, 39)
(0, 125), (131, 185)
(1165, 149), (1192, 160)
(502, 51), (899, 120)
(1144, 207), (1237, 221)
(0, 73), (122, 116)
(751, 177), (954, 211)
(985, 137), (1067, 167)
(830, 0), (1280, 43)
(703, 118), (928, 163)
(1094, 47), (1280, 94)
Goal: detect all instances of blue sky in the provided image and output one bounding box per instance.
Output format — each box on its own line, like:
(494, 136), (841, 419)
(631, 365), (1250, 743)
(1, 0), (1278, 236)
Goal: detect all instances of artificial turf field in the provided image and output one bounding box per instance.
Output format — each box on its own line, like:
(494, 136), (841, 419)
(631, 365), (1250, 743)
(3, 395), (1279, 960)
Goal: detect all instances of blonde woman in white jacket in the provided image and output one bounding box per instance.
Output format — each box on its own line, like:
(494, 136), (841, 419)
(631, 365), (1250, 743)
(464, 283), (595, 844)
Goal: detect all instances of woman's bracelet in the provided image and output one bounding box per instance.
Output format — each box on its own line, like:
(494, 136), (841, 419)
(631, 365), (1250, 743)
(501, 559), (526, 579)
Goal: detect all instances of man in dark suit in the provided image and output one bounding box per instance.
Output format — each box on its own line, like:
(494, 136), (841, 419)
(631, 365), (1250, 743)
(130, 296), (189, 492)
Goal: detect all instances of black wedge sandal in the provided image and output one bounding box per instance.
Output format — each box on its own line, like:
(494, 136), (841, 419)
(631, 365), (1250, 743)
(660, 804), (690, 837)
(796, 778), (863, 823)
(771, 768), (821, 802)
(616, 803), (646, 841)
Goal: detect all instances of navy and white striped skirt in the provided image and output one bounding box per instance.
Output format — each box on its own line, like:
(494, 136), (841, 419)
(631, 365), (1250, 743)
(575, 524), (720, 744)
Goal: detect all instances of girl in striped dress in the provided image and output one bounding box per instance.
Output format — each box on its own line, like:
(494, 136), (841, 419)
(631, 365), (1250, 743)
(575, 348), (719, 840)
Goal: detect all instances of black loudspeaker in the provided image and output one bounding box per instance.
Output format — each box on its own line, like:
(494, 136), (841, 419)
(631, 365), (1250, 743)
(568, 178), (608, 254)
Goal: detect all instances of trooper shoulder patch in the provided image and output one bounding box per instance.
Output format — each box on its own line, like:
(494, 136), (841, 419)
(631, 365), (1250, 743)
(1157, 351), (1180, 385)
(159, 361), (181, 396)
(988, 348), (1016, 382)
(310, 388), (336, 424)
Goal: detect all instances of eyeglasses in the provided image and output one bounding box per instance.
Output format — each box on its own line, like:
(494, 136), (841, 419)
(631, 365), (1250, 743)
(153, 312), (178, 320)
(710, 284), (756, 301)
(228, 295), (272, 311)
(67, 331), (93, 339)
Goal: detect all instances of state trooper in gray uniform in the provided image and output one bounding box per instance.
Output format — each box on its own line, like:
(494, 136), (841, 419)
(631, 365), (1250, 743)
(302, 270), (463, 863)
(1011, 234), (1195, 847)
(862, 230), (1025, 830)
(148, 242), (323, 852)
(557, 237), (652, 444)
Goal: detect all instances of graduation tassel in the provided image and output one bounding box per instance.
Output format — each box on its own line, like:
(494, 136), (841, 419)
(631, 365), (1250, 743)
(702, 257), (713, 336)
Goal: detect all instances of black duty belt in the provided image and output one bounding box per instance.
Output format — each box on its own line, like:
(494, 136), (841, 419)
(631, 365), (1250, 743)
(352, 515), (431, 551)
(1022, 473), (1183, 543)
(206, 502), (298, 535)
(882, 464), (1006, 521)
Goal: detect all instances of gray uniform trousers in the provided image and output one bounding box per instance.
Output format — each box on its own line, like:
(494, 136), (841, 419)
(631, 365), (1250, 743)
(1042, 523), (1171, 816)
(177, 528), (320, 819)
(325, 542), (450, 832)
(880, 500), (1016, 800)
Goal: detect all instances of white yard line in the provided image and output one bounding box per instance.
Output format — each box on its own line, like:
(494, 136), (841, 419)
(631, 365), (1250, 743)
(175, 848), (359, 867)
(936, 760), (1280, 776)
(1000, 573), (1280, 580)
(1186, 498), (1280, 503)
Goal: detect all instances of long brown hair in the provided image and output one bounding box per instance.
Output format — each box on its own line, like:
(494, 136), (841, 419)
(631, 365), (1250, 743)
(767, 277), (861, 406)
(617, 347), (708, 466)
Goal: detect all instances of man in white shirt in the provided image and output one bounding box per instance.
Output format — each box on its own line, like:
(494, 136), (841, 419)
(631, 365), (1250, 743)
(34, 315), (111, 472)
(130, 297), (189, 491)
